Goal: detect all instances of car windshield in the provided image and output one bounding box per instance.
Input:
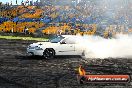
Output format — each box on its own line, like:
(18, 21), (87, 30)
(50, 36), (64, 43)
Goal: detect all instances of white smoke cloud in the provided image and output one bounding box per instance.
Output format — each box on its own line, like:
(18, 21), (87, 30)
(76, 34), (132, 59)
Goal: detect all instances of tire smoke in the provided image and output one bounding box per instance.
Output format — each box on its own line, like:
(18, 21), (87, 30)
(76, 34), (132, 59)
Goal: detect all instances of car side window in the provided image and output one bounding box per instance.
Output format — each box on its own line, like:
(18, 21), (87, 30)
(62, 38), (76, 44)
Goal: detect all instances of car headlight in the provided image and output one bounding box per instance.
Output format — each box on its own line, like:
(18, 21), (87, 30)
(35, 46), (43, 50)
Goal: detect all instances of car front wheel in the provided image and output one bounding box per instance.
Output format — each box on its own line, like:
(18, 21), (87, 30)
(43, 48), (55, 59)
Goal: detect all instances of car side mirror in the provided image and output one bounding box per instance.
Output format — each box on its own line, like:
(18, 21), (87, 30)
(60, 41), (66, 44)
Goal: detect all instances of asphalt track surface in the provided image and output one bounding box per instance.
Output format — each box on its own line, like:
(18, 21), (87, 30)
(0, 39), (132, 88)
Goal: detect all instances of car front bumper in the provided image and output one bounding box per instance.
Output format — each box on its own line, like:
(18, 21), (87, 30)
(27, 48), (43, 56)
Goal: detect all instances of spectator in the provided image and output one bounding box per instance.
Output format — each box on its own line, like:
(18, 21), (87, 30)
(57, 28), (62, 35)
(11, 28), (13, 33)
(24, 27), (29, 34)
(65, 29), (69, 35)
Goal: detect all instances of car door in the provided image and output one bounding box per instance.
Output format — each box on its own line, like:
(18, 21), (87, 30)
(57, 38), (76, 55)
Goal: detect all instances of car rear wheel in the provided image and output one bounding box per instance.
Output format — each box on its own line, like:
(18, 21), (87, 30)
(81, 50), (86, 59)
(43, 48), (55, 59)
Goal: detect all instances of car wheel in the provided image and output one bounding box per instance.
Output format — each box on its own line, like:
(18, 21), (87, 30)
(81, 50), (86, 59)
(43, 48), (55, 59)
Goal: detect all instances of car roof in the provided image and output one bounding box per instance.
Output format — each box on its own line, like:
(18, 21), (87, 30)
(61, 35), (76, 38)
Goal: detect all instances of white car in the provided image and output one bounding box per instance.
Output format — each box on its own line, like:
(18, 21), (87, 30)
(27, 35), (85, 59)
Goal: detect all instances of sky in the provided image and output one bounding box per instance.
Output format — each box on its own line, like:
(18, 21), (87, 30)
(0, 0), (38, 5)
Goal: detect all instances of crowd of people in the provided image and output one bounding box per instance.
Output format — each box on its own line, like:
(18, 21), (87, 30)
(0, 0), (131, 37)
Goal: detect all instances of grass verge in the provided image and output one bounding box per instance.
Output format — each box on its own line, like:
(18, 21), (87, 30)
(0, 35), (48, 41)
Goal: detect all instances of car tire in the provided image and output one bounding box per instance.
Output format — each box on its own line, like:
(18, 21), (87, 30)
(81, 50), (86, 59)
(43, 48), (55, 59)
